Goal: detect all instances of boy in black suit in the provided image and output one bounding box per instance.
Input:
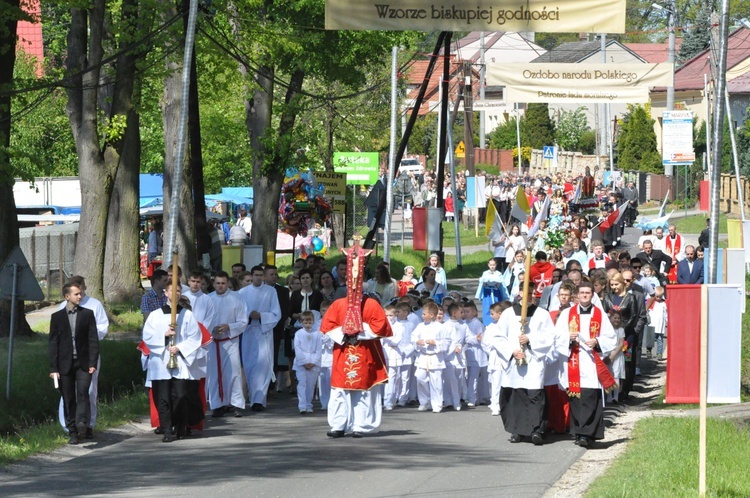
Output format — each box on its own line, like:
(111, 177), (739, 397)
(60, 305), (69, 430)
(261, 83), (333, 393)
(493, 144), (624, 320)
(49, 283), (99, 445)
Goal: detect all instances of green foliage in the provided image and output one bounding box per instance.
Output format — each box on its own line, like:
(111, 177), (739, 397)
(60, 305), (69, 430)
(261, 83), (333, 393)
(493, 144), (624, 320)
(579, 129), (597, 154)
(678, 3), (711, 64)
(616, 104), (662, 173)
(523, 103), (555, 150)
(554, 107), (589, 151)
(488, 117), (520, 150)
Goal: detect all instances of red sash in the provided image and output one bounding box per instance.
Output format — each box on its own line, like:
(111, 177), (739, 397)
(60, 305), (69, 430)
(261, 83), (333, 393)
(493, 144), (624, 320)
(666, 235), (681, 283)
(567, 306), (617, 397)
(588, 254), (609, 270)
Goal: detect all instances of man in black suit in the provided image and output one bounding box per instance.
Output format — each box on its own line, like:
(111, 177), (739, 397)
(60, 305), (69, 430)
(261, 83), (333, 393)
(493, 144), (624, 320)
(635, 240), (672, 286)
(677, 245), (704, 284)
(49, 283), (99, 445)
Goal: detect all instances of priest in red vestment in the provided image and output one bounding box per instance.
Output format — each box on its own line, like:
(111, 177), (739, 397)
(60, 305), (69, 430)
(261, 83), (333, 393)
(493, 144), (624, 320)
(320, 237), (393, 438)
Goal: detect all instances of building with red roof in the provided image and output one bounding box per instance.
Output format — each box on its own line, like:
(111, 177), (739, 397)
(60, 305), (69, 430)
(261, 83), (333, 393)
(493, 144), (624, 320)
(16, 0), (44, 77)
(650, 26), (750, 149)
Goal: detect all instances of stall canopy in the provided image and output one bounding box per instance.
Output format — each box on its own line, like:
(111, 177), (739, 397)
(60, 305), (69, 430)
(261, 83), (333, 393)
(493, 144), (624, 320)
(221, 187), (253, 204)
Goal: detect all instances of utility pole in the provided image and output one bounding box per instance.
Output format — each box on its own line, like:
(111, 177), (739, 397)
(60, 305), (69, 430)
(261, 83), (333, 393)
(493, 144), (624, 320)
(479, 32), (486, 149)
(463, 61), (475, 176)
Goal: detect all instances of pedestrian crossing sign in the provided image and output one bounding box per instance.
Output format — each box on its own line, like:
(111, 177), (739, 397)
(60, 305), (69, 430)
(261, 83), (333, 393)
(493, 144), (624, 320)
(543, 146), (555, 160)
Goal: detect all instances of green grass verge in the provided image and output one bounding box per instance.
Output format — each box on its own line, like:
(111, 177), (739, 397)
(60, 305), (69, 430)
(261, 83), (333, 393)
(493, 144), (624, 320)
(0, 336), (146, 433)
(673, 214), (728, 235)
(586, 416), (750, 497)
(0, 391), (147, 465)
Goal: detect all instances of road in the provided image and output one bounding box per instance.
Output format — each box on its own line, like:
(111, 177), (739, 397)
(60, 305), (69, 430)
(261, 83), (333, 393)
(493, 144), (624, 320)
(3, 222), (695, 497)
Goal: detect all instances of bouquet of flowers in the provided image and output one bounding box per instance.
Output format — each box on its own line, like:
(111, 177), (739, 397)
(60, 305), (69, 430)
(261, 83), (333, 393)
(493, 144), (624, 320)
(545, 214), (572, 250)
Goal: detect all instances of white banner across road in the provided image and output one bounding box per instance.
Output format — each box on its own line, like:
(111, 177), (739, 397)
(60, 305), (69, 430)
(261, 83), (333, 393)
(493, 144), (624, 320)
(325, 0), (626, 33)
(487, 63), (674, 104)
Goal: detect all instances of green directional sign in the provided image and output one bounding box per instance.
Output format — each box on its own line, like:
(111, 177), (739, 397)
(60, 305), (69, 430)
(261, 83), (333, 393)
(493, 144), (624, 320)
(333, 152), (380, 185)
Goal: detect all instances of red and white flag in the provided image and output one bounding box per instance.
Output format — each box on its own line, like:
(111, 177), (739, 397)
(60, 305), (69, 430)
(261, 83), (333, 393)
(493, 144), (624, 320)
(599, 202), (628, 232)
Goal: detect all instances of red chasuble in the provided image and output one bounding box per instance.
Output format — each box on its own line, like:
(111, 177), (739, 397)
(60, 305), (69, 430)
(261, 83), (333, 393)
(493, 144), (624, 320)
(320, 297), (393, 391)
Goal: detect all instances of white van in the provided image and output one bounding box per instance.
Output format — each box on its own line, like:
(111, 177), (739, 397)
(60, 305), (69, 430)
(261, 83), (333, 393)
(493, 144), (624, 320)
(398, 158), (423, 175)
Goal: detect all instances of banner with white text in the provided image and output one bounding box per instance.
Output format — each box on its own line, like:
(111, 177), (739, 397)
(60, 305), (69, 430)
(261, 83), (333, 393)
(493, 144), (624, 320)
(487, 63), (674, 104)
(325, 0), (626, 33)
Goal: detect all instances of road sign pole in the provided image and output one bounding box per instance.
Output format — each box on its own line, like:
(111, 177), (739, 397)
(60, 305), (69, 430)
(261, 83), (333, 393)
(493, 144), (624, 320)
(6, 263), (18, 401)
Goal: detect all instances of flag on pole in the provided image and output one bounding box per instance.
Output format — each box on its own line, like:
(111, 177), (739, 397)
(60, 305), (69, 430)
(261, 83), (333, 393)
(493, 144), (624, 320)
(569, 181), (582, 203)
(658, 189), (670, 218)
(527, 195), (550, 239)
(599, 202), (628, 232)
(510, 186), (531, 223)
(485, 199), (504, 240)
(635, 211), (673, 231)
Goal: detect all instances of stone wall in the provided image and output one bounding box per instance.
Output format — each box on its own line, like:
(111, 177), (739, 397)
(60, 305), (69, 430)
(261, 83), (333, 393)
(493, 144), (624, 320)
(719, 173), (750, 216)
(529, 149), (609, 179)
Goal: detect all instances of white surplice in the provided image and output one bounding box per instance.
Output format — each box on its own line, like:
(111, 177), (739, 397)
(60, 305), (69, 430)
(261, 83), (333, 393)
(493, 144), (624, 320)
(206, 290), (248, 410)
(142, 307), (202, 381)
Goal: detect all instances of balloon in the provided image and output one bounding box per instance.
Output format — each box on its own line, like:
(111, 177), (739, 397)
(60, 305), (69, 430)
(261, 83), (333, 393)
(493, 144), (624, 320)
(311, 236), (324, 252)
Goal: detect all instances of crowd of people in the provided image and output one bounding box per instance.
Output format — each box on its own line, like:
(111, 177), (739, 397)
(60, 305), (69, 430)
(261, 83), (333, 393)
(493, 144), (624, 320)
(52, 169), (703, 450)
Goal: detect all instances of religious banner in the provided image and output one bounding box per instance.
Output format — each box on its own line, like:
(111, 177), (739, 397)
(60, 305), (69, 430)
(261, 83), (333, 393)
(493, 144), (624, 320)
(325, 0), (626, 33)
(487, 63), (674, 104)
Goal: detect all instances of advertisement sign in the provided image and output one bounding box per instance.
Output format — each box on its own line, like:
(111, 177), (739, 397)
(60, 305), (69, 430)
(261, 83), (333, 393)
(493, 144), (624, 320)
(487, 63), (673, 103)
(314, 172), (347, 214)
(325, 0), (626, 33)
(333, 152), (380, 185)
(662, 110), (695, 165)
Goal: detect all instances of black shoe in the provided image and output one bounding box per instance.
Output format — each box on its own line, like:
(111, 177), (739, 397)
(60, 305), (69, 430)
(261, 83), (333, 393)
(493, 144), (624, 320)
(352, 432), (364, 438)
(162, 434), (174, 443)
(326, 430), (345, 439)
(233, 408), (243, 418)
(68, 433), (79, 445)
(85, 428), (94, 439)
(577, 436), (590, 448)
(154, 427), (164, 435)
(251, 403), (264, 412)
(300, 411), (307, 415)
(510, 434), (522, 443)
(212, 406), (227, 418)
(531, 432), (544, 446)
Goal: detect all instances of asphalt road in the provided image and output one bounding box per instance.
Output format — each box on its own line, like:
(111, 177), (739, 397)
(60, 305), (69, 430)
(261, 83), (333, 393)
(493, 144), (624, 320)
(3, 224), (677, 497)
(0, 389), (586, 498)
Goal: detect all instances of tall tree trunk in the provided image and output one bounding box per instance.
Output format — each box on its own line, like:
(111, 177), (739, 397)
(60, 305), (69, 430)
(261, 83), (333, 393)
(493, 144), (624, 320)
(246, 64), (275, 255)
(162, 2), (196, 273)
(0, 0), (32, 337)
(103, 0), (143, 303)
(188, 19), (208, 262)
(66, 4), (110, 301)
(322, 99), (346, 249)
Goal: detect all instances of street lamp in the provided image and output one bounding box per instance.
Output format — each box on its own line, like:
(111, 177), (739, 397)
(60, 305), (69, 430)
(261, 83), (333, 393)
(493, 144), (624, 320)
(652, 2), (676, 112)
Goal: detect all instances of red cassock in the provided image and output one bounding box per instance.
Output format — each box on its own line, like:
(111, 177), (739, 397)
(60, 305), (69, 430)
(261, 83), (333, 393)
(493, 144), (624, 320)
(320, 297), (393, 391)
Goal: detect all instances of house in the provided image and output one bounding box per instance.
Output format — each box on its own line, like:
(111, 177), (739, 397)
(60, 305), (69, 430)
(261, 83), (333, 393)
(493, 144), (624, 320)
(16, 0), (44, 77)
(403, 32), (545, 135)
(529, 38), (649, 137)
(650, 26), (750, 150)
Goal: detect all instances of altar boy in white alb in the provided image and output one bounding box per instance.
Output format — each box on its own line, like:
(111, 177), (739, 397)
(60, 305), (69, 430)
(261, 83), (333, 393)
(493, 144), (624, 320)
(142, 280), (203, 442)
(491, 284), (554, 445)
(207, 271), (248, 417)
(293, 311), (323, 414)
(555, 282), (618, 448)
(238, 265), (281, 411)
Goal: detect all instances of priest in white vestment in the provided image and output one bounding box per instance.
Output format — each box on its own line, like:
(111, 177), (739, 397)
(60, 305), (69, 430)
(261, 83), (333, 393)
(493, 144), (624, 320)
(238, 265), (281, 410)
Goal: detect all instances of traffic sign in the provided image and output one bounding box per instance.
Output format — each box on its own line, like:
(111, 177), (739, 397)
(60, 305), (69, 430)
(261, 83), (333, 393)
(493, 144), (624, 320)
(0, 246), (44, 301)
(543, 146), (555, 160)
(455, 141), (466, 158)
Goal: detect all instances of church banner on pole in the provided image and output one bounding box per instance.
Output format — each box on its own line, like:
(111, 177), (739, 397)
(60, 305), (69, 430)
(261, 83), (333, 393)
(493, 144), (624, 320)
(325, 0), (626, 33)
(487, 63), (674, 104)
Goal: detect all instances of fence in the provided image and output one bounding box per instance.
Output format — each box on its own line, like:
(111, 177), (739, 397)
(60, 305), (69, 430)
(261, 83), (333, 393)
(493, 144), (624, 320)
(18, 223), (77, 301)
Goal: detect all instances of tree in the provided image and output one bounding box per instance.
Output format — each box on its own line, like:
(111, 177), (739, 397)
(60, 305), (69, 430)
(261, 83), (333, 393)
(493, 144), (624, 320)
(487, 118), (520, 150)
(616, 104), (662, 173)
(524, 103), (555, 149)
(0, 0), (33, 338)
(555, 107), (589, 151)
(226, 0), (416, 255)
(64, 0), (146, 303)
(678, 3), (711, 63)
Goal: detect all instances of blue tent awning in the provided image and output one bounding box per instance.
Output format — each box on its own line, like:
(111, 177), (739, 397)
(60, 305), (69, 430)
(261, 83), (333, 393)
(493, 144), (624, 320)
(222, 187), (253, 202)
(205, 193), (253, 205)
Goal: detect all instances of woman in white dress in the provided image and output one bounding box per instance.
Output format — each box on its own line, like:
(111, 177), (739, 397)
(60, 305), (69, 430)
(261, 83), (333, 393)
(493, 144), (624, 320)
(504, 224), (525, 266)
